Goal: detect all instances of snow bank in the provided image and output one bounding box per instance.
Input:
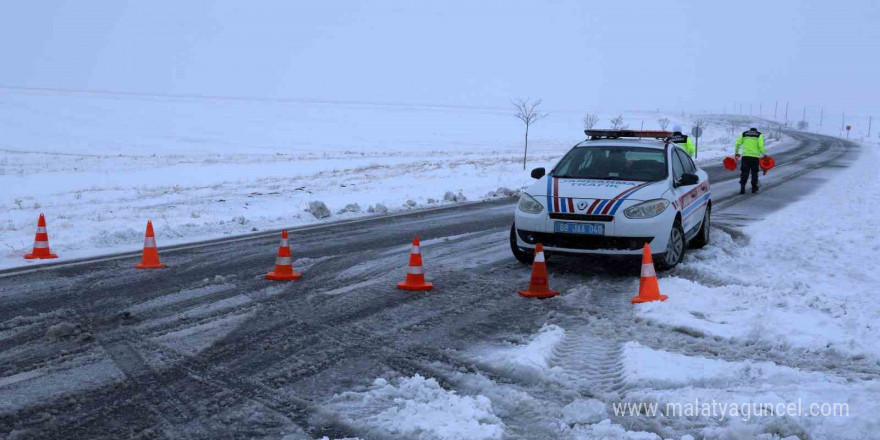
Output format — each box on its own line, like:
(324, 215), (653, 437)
(623, 341), (845, 389)
(571, 419), (666, 440)
(471, 324), (565, 383)
(615, 140), (880, 439)
(562, 399), (608, 425)
(321, 374), (504, 440)
(622, 343), (880, 440)
(622, 342), (834, 389)
(637, 141), (880, 359)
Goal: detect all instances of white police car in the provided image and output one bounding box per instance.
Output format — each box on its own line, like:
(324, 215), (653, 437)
(511, 130), (711, 270)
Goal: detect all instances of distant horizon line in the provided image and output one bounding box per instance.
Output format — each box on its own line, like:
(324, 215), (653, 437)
(0, 84), (873, 119)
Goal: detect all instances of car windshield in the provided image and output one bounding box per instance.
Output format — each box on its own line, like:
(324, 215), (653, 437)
(551, 146), (667, 181)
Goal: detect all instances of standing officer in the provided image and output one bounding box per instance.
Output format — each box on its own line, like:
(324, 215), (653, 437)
(735, 127), (766, 194)
(670, 124), (695, 157)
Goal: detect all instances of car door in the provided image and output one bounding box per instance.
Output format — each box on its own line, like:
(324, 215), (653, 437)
(683, 150), (709, 234)
(669, 147), (688, 231)
(673, 148), (705, 234)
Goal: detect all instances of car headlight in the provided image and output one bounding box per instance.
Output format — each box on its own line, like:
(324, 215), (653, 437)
(517, 193), (544, 214)
(624, 199), (670, 219)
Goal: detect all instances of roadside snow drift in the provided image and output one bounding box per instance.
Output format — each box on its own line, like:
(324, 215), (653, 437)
(320, 374), (504, 440)
(623, 342), (880, 440)
(638, 141), (880, 359)
(471, 323), (565, 383)
(623, 141), (880, 439)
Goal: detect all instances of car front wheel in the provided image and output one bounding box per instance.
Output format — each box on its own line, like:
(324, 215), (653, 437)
(689, 206), (711, 249)
(657, 219), (685, 270)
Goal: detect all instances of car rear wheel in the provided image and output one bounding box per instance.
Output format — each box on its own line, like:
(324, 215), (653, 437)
(657, 219), (685, 271)
(510, 224), (534, 264)
(690, 206), (711, 249)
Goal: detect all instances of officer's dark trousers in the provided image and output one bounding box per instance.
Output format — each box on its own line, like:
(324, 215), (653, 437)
(740, 156), (760, 189)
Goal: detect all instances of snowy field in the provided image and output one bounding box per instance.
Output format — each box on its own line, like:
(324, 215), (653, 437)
(1, 89), (762, 269)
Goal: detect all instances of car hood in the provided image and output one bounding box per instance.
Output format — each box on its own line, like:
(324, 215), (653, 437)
(526, 176), (667, 212)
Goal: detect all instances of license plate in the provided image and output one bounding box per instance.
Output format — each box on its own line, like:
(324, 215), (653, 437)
(554, 222), (605, 235)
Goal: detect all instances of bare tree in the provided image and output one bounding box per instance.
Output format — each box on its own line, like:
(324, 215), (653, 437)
(691, 119), (708, 158)
(583, 113), (599, 131)
(657, 117), (670, 131)
(513, 98), (548, 170)
(610, 115), (627, 130)
(797, 120), (809, 130)
(725, 122), (738, 139)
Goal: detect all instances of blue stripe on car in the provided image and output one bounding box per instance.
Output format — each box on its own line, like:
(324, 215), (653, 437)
(546, 177), (553, 213)
(682, 193), (712, 218)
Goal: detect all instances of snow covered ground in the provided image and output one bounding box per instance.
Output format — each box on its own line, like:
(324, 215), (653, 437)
(640, 140), (880, 359)
(319, 375), (504, 440)
(1, 89), (767, 269)
(621, 342), (880, 440)
(298, 140), (879, 439)
(1, 97), (870, 437)
(619, 139), (880, 438)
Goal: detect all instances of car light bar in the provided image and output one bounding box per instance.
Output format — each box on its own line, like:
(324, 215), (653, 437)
(585, 129), (673, 140)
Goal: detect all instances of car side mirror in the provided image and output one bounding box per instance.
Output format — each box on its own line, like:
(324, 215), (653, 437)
(679, 173), (699, 186)
(531, 167), (545, 179)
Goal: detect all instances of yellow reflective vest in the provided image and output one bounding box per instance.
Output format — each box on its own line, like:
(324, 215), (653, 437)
(735, 129), (766, 157)
(670, 133), (695, 157)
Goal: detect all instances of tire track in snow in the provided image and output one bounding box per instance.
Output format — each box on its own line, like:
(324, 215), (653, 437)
(3, 229), (538, 439)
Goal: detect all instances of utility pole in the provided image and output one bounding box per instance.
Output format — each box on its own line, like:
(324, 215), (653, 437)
(774, 101), (778, 119)
(802, 106), (806, 126)
(841, 112), (845, 131)
(749, 103), (753, 115)
(759, 103), (762, 116)
(869, 116), (873, 138)
(785, 101), (789, 124)
(820, 108), (824, 129)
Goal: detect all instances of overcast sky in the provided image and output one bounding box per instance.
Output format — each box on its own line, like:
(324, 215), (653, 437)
(1, 1), (877, 115)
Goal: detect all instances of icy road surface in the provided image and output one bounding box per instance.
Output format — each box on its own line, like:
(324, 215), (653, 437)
(0, 131), (864, 439)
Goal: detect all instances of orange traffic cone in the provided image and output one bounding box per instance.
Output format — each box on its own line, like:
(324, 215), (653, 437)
(266, 230), (301, 280)
(723, 156), (738, 171)
(397, 237), (433, 291)
(134, 221), (166, 269)
(759, 155), (775, 175)
(24, 213), (58, 260)
(631, 243), (667, 303)
(518, 243), (559, 298)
